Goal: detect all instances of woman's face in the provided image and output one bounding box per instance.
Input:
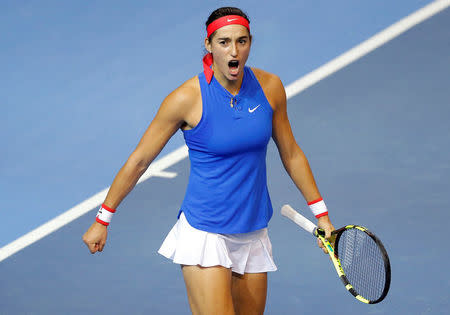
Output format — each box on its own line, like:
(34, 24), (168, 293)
(205, 24), (251, 83)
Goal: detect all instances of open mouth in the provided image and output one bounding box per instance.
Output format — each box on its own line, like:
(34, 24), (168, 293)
(228, 60), (239, 75)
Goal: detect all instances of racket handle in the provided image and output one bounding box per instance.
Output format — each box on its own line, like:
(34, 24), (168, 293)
(281, 204), (317, 235)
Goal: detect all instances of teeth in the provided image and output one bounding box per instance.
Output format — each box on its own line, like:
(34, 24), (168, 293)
(228, 60), (239, 67)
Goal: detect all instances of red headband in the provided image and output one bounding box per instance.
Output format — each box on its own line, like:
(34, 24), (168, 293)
(203, 15), (250, 83)
(206, 15), (250, 39)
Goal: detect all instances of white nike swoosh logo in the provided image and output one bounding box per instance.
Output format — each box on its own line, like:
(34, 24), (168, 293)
(227, 18), (238, 22)
(248, 105), (261, 113)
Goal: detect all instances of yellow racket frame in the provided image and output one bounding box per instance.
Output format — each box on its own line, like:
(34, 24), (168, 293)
(315, 226), (370, 304)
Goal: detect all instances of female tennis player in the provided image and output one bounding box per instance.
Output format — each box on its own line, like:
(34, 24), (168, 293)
(83, 7), (335, 315)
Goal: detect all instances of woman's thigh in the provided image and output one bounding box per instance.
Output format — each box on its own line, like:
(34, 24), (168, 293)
(231, 272), (267, 315)
(181, 265), (235, 315)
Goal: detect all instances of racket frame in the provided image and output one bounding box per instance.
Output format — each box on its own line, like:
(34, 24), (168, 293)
(281, 204), (391, 304)
(315, 227), (371, 304)
(333, 225), (391, 304)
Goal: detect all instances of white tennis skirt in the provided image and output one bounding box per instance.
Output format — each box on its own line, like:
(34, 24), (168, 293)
(158, 212), (277, 275)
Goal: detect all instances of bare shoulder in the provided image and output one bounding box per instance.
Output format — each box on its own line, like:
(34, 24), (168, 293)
(157, 75), (201, 121)
(154, 75), (202, 131)
(251, 68), (284, 90)
(164, 75), (201, 108)
(251, 67), (286, 111)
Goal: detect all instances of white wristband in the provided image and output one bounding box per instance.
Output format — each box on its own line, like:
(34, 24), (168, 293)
(308, 198), (328, 218)
(96, 204), (116, 226)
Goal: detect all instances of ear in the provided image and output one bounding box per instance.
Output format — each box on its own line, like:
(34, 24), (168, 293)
(204, 37), (212, 53)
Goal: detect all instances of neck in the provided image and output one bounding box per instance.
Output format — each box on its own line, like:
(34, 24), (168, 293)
(212, 65), (244, 96)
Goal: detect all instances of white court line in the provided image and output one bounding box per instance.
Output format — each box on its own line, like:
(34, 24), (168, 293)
(285, 0), (450, 98)
(0, 146), (188, 263)
(0, 0), (448, 263)
(141, 171), (178, 179)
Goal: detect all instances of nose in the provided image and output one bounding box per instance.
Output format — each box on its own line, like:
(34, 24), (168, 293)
(231, 42), (238, 57)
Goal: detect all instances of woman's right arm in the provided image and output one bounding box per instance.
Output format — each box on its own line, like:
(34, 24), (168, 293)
(82, 78), (200, 254)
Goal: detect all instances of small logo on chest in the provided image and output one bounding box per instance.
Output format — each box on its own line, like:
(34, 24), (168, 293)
(248, 104), (261, 113)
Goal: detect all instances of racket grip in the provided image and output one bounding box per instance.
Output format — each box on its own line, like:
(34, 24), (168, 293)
(281, 204), (317, 235)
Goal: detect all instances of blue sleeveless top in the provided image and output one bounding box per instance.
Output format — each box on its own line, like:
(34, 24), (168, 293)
(179, 67), (274, 233)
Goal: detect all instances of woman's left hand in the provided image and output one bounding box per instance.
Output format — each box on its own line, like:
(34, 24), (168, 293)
(317, 215), (335, 254)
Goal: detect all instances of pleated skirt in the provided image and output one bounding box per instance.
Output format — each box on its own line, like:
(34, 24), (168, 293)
(158, 212), (277, 275)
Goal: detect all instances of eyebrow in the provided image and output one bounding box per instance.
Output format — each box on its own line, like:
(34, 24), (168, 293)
(216, 35), (249, 41)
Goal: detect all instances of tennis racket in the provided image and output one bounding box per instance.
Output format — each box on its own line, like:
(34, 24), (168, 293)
(281, 204), (391, 304)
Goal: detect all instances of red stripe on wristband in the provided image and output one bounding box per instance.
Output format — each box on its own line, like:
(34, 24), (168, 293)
(101, 204), (116, 213)
(315, 211), (329, 218)
(307, 198), (323, 206)
(96, 217), (110, 226)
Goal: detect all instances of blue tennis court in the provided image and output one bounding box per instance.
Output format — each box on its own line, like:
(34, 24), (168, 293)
(1, 1), (449, 314)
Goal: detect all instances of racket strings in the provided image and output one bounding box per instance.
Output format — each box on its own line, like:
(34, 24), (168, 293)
(338, 228), (386, 301)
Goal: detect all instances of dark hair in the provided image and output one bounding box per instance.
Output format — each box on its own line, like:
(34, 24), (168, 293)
(205, 7), (250, 39)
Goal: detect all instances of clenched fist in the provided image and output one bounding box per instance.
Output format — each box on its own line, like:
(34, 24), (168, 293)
(82, 222), (108, 254)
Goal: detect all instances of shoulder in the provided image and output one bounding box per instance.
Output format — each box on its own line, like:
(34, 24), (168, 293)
(158, 75), (201, 116)
(165, 75), (201, 106)
(250, 67), (286, 111)
(251, 68), (284, 91)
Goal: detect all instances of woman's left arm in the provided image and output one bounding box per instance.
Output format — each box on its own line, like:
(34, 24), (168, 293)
(266, 73), (334, 250)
